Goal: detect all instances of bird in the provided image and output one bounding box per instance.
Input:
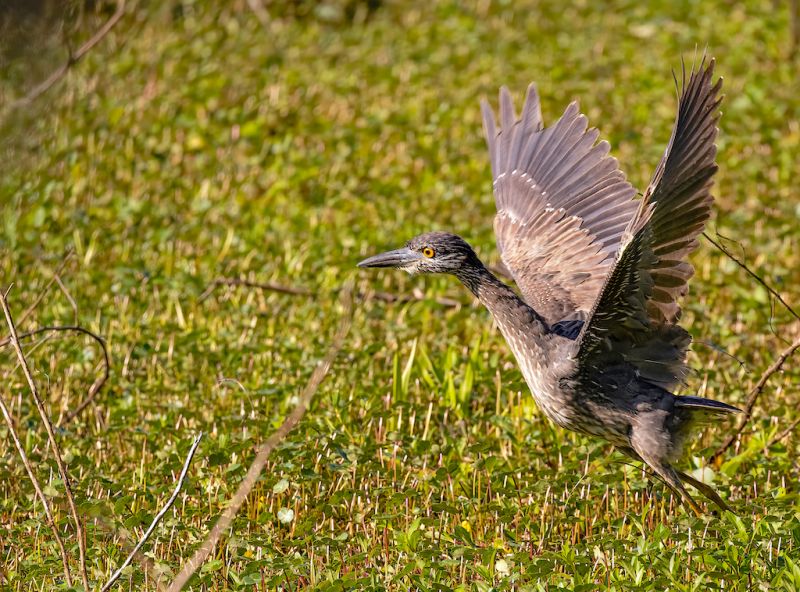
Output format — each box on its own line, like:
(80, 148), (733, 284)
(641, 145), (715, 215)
(358, 57), (740, 515)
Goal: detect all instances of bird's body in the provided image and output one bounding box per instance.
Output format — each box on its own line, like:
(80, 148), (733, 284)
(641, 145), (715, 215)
(359, 58), (740, 514)
(455, 242), (709, 462)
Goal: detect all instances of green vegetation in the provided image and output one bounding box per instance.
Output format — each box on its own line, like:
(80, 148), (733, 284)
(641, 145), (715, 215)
(1, 0), (799, 589)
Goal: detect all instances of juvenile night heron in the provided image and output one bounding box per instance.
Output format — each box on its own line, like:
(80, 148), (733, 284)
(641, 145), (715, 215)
(359, 58), (740, 514)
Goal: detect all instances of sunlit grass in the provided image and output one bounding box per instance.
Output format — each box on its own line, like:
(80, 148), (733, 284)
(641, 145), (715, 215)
(1, 0), (799, 589)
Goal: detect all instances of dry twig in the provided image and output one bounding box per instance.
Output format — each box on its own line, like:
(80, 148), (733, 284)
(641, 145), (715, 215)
(167, 292), (352, 591)
(0, 289), (90, 590)
(12, 250), (74, 330)
(702, 231), (800, 462)
(768, 415), (800, 447)
(12, 0), (127, 108)
(55, 275), (79, 325)
(200, 277), (311, 300)
(0, 393), (72, 586)
(101, 432), (204, 592)
(710, 333), (800, 463)
(703, 232), (799, 322)
(91, 514), (168, 592)
(200, 276), (464, 308)
(0, 325), (111, 425)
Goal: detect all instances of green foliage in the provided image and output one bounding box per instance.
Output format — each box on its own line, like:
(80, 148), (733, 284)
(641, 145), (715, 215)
(1, 0), (799, 589)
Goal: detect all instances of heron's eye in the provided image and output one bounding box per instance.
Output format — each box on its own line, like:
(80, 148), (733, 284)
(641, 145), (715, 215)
(422, 246), (435, 258)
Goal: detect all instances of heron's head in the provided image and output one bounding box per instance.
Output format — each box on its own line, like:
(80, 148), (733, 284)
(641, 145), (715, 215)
(358, 231), (478, 275)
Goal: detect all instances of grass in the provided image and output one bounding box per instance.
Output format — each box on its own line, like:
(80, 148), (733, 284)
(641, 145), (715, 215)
(1, 0), (799, 589)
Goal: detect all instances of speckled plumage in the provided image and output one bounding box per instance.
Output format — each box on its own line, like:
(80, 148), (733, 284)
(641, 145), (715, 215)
(359, 58), (740, 514)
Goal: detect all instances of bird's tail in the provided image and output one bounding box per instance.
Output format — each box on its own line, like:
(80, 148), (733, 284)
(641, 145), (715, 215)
(675, 395), (742, 415)
(667, 394), (740, 512)
(674, 395), (741, 433)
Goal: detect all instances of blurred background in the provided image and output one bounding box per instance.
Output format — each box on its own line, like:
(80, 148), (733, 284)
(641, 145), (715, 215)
(1, 0), (799, 589)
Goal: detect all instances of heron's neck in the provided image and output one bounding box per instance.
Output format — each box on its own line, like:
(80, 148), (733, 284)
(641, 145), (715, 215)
(454, 263), (550, 337)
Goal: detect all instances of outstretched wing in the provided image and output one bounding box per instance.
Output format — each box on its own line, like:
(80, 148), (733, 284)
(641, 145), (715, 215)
(577, 58), (723, 389)
(482, 85), (639, 328)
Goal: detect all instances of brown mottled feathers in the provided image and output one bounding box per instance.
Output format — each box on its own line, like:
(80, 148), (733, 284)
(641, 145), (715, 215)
(482, 85), (639, 327)
(577, 57), (722, 389)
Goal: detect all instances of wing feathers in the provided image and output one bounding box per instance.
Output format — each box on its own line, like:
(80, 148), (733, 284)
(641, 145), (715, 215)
(484, 89), (639, 326)
(520, 84), (543, 134)
(577, 57), (723, 390)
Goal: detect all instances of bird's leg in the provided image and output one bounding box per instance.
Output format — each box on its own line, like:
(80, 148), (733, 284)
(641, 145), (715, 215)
(675, 469), (734, 514)
(651, 462), (705, 517)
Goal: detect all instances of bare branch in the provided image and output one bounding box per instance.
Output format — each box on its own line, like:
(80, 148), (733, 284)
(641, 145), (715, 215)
(101, 432), (204, 592)
(200, 276), (465, 308)
(768, 415), (800, 447)
(0, 393), (72, 586)
(704, 232), (800, 322)
(167, 291), (353, 591)
(710, 332), (800, 463)
(200, 277), (311, 300)
(92, 514), (167, 592)
(0, 325), (111, 425)
(0, 291), (90, 590)
(12, 0), (127, 108)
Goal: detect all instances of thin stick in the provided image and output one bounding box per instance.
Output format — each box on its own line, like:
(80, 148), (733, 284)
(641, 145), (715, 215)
(703, 232), (800, 322)
(0, 289), (90, 590)
(167, 294), (352, 591)
(92, 514), (167, 592)
(101, 432), (203, 592)
(0, 325), (111, 425)
(200, 278), (311, 300)
(710, 333), (800, 462)
(200, 276), (464, 308)
(13, 250), (74, 330)
(0, 392), (73, 586)
(768, 415), (800, 447)
(12, 0), (127, 107)
(55, 275), (79, 325)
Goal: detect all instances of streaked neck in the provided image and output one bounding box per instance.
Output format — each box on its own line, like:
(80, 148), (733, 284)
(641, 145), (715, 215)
(454, 263), (550, 336)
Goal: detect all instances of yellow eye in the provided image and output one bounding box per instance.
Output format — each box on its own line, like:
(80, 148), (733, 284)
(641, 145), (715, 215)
(422, 246), (435, 258)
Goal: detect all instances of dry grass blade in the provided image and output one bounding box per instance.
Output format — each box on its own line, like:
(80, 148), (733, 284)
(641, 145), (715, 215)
(0, 289), (90, 590)
(0, 392), (73, 586)
(167, 290), (353, 592)
(101, 432), (204, 592)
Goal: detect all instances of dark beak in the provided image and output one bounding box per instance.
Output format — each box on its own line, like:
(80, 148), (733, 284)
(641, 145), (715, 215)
(358, 247), (422, 268)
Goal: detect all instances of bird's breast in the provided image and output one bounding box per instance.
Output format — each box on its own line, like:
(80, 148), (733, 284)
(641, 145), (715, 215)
(503, 331), (578, 429)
